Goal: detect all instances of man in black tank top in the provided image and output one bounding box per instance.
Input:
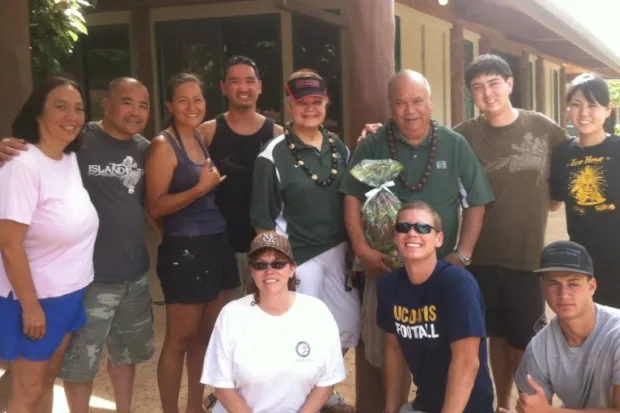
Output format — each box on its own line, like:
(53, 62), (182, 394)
(197, 56), (283, 298)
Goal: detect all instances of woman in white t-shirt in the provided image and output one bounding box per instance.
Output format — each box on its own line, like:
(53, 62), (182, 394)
(0, 76), (99, 413)
(201, 231), (346, 413)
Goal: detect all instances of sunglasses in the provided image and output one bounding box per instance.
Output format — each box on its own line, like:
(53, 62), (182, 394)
(249, 260), (289, 270)
(394, 222), (437, 235)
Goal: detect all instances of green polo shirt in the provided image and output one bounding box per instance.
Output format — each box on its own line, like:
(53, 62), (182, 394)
(250, 131), (350, 265)
(339, 123), (494, 258)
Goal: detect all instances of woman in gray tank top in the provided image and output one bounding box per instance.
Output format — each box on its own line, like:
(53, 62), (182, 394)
(145, 73), (239, 413)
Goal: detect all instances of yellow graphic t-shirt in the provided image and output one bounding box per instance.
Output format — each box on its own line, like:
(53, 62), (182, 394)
(550, 135), (620, 257)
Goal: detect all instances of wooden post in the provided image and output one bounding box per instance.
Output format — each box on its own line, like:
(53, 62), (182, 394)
(559, 66), (567, 128)
(131, 8), (156, 138)
(535, 57), (546, 114)
(0, 1), (30, 403)
(450, 23), (465, 126)
(346, 1), (395, 412)
(346, 0), (395, 149)
(519, 51), (532, 110)
(0, 0), (32, 136)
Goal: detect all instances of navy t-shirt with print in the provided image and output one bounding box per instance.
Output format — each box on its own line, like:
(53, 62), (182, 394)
(377, 260), (494, 413)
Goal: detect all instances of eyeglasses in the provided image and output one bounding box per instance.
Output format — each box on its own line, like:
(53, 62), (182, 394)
(394, 222), (437, 235)
(249, 260), (289, 270)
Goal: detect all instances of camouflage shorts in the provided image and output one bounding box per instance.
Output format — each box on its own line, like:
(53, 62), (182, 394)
(59, 274), (155, 382)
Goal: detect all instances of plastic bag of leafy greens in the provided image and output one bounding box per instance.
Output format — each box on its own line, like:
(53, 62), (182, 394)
(349, 159), (404, 270)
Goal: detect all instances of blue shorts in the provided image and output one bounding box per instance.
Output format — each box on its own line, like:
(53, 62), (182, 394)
(0, 288), (87, 362)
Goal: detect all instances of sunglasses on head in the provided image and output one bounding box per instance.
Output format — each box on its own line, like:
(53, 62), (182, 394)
(249, 260), (289, 270)
(394, 222), (437, 235)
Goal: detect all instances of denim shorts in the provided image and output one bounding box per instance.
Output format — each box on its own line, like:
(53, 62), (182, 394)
(0, 288), (86, 362)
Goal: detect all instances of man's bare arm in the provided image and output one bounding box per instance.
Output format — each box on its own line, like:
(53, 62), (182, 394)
(197, 120), (217, 147)
(549, 200), (563, 212)
(456, 205), (485, 257)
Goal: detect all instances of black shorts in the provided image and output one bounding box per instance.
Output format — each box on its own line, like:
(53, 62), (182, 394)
(156, 232), (239, 304)
(591, 261), (620, 308)
(469, 265), (547, 350)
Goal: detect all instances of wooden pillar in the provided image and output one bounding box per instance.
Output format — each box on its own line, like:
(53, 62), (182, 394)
(0, 0), (32, 136)
(519, 51), (532, 110)
(346, 0), (394, 411)
(479, 36), (492, 55)
(346, 0), (395, 149)
(450, 23), (465, 126)
(535, 57), (546, 114)
(559, 66), (567, 128)
(131, 8), (156, 139)
(0, 2), (29, 403)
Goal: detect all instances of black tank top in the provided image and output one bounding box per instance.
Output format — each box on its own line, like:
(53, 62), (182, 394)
(209, 114), (274, 252)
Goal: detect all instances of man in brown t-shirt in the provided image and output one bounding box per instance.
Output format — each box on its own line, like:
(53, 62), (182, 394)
(454, 54), (567, 411)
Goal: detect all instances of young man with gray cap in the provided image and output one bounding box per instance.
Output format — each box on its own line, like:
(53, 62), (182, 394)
(501, 240), (620, 412)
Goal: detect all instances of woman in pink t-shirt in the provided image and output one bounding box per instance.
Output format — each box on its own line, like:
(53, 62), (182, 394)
(0, 76), (99, 413)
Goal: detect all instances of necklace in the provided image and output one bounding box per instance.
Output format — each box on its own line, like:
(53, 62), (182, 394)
(386, 119), (438, 192)
(284, 122), (340, 187)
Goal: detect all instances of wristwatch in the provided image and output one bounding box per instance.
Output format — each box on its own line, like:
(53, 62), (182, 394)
(454, 250), (472, 266)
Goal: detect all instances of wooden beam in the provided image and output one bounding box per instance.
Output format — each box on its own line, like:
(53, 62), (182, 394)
(536, 57), (546, 114)
(274, 0), (347, 29)
(559, 66), (567, 128)
(95, 0), (243, 12)
(130, 8), (156, 139)
(451, 23), (466, 126)
(0, 0), (31, 136)
(519, 51), (532, 110)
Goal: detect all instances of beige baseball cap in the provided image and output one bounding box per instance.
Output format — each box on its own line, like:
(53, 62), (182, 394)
(248, 232), (294, 262)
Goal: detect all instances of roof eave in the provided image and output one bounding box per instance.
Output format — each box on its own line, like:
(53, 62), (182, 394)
(516, 0), (620, 73)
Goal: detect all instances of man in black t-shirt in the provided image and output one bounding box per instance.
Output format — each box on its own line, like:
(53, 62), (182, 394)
(197, 56), (283, 298)
(377, 201), (493, 413)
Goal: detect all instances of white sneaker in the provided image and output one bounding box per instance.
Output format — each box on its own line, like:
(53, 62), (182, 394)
(324, 390), (355, 412)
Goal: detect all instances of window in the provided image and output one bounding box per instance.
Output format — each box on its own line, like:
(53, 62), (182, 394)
(155, 15), (282, 123)
(292, 14), (342, 136)
(463, 40), (475, 119)
(65, 24), (132, 120)
(395, 16), (402, 72)
(553, 69), (560, 123)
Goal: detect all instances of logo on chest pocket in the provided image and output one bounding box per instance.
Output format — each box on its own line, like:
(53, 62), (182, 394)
(295, 341), (311, 358)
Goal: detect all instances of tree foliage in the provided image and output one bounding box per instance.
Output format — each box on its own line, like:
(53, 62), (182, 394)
(611, 80), (620, 135)
(30, 0), (96, 80)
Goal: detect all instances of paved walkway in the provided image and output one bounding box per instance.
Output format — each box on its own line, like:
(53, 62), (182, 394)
(0, 209), (568, 412)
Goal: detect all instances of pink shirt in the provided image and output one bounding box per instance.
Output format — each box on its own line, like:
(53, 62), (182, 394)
(0, 144), (99, 299)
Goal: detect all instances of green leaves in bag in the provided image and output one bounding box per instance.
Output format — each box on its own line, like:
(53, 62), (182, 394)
(349, 159), (404, 270)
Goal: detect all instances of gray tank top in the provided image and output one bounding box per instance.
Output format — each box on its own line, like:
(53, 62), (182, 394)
(161, 128), (226, 237)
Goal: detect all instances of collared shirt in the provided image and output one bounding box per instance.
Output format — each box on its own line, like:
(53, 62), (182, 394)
(340, 122), (494, 258)
(250, 130), (350, 265)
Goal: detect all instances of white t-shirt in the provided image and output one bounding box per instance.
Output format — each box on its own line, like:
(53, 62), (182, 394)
(201, 293), (346, 413)
(0, 144), (99, 299)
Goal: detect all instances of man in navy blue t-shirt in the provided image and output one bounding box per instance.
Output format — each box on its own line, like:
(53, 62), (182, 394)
(377, 201), (494, 413)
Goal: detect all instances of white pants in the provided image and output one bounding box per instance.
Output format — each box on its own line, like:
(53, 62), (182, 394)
(296, 242), (361, 348)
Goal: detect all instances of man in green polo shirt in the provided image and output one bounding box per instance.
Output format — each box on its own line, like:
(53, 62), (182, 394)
(340, 70), (494, 411)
